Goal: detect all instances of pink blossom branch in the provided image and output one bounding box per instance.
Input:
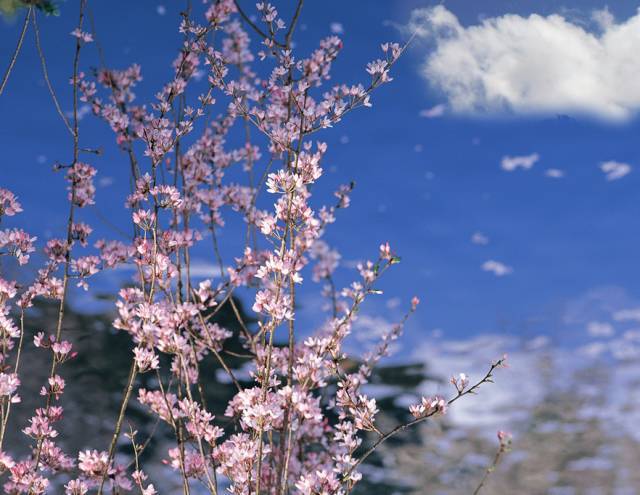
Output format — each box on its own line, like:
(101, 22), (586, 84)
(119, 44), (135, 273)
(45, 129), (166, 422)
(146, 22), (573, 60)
(31, 0), (87, 479)
(344, 357), (508, 492)
(472, 431), (512, 495)
(233, 0), (285, 48)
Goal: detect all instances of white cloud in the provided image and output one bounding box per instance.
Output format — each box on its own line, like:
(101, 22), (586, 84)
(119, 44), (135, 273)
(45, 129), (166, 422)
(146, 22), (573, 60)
(592, 7), (614, 31)
(586, 321), (615, 337)
(613, 307), (640, 322)
(409, 6), (640, 122)
(578, 341), (609, 358)
(410, 330), (640, 442)
(330, 22), (344, 34)
(501, 153), (539, 171)
(419, 104), (446, 118)
(386, 297), (402, 310)
(98, 176), (114, 187)
(352, 314), (393, 341)
(410, 334), (546, 430)
(600, 160), (631, 181)
(545, 168), (565, 178)
(624, 329), (640, 341)
(481, 260), (512, 276)
(114, 258), (221, 279)
(561, 285), (637, 326)
(188, 260), (224, 278)
(471, 232), (489, 245)
(66, 104), (91, 121)
(526, 335), (550, 350)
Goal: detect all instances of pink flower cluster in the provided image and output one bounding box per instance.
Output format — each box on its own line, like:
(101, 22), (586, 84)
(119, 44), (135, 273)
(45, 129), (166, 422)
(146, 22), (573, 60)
(0, 2), (507, 494)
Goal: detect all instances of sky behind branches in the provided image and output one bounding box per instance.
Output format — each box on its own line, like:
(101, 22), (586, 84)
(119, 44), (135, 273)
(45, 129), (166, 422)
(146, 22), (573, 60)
(1, 0), (640, 362)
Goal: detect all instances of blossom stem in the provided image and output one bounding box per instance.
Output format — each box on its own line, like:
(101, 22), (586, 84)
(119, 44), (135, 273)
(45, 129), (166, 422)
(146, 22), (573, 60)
(32, 10), (75, 136)
(97, 361), (139, 495)
(0, 6), (31, 96)
(344, 359), (506, 491)
(472, 445), (506, 495)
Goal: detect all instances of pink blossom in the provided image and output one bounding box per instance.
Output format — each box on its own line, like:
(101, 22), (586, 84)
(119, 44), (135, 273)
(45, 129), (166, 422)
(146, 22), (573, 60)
(0, 188), (22, 217)
(52, 340), (75, 363)
(66, 162), (97, 207)
(451, 372), (470, 393)
(40, 375), (66, 400)
(71, 222), (92, 246)
(65, 479), (89, 495)
(0, 450), (15, 471)
(71, 255), (101, 290)
(0, 277), (18, 301)
(132, 209), (156, 230)
(0, 373), (20, 402)
(70, 28), (93, 43)
(0, 6), (508, 493)
(498, 430), (513, 450)
(133, 346), (160, 372)
(77, 450), (112, 478)
(410, 395), (448, 419)
(0, 228), (36, 265)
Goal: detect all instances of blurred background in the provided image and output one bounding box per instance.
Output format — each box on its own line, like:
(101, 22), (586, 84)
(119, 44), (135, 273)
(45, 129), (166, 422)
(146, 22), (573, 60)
(2, 1), (640, 493)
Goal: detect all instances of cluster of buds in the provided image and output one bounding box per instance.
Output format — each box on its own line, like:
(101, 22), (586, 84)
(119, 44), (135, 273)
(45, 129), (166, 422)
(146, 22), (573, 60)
(451, 372), (470, 393)
(497, 430), (513, 451)
(410, 395), (448, 419)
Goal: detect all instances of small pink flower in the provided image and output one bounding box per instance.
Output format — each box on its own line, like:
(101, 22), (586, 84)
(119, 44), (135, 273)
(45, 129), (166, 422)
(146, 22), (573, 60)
(497, 430), (513, 450)
(0, 450), (15, 471)
(78, 450), (112, 478)
(52, 340), (76, 362)
(410, 395), (447, 418)
(0, 373), (20, 401)
(65, 479), (89, 495)
(379, 242), (392, 260)
(411, 296), (420, 311)
(451, 372), (469, 393)
(133, 347), (160, 372)
(66, 163), (97, 207)
(40, 375), (65, 400)
(0, 188), (22, 217)
(70, 28), (93, 43)
(132, 209), (156, 230)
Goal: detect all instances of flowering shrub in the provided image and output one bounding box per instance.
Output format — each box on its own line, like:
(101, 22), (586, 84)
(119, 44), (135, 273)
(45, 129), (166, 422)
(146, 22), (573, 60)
(0, 1), (507, 494)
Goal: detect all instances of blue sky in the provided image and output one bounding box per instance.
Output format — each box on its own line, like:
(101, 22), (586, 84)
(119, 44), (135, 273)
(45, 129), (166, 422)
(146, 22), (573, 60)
(2, 0), (640, 359)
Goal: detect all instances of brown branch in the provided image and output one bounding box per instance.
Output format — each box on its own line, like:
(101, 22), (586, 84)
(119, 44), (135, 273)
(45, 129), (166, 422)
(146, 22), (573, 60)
(32, 10), (75, 136)
(97, 361), (139, 494)
(285, 0), (304, 47)
(0, 6), (31, 96)
(29, 1), (88, 483)
(473, 436), (510, 495)
(344, 358), (507, 491)
(233, 0), (285, 47)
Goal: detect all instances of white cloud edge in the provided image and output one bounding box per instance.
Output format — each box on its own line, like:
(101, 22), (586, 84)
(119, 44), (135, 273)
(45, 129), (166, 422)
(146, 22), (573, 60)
(408, 6), (640, 122)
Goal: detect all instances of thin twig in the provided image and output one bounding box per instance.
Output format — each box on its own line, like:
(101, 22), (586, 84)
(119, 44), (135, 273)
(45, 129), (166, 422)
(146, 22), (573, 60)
(29, 0), (87, 480)
(0, 6), (31, 96)
(344, 358), (507, 491)
(97, 361), (139, 494)
(32, 10), (75, 136)
(284, 0), (303, 47)
(233, 0), (284, 47)
(472, 433), (511, 495)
